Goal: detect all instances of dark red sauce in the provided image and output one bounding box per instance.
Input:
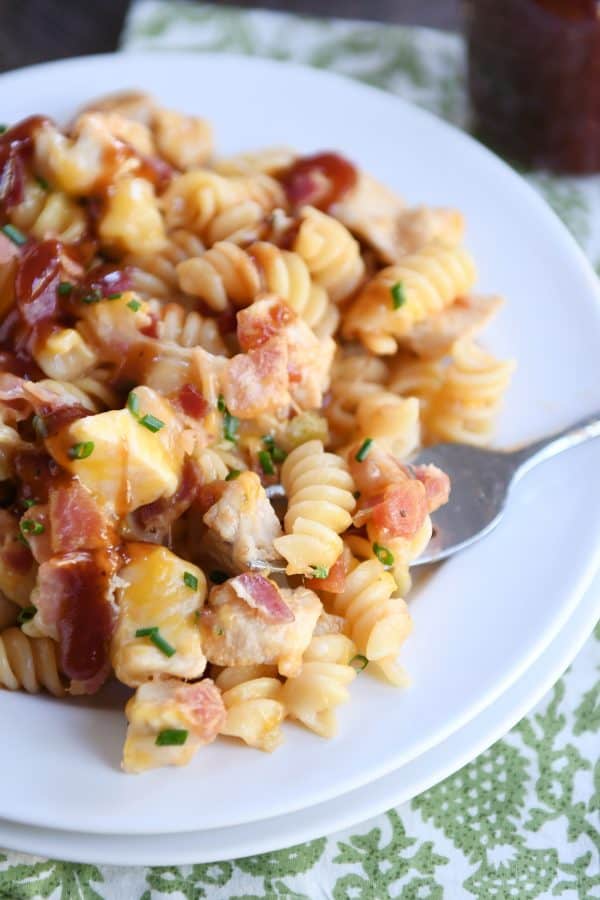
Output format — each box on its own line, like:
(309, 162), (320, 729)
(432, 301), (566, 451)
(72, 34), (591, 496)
(281, 152), (358, 210)
(0, 115), (52, 210)
(466, 0), (600, 172)
(15, 239), (61, 326)
(55, 551), (115, 683)
(14, 451), (61, 504)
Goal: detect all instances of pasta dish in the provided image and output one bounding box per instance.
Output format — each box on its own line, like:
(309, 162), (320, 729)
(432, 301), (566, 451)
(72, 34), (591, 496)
(0, 93), (514, 772)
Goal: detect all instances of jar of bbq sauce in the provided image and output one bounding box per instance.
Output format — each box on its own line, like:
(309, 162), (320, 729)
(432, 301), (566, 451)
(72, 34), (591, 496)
(465, 0), (600, 173)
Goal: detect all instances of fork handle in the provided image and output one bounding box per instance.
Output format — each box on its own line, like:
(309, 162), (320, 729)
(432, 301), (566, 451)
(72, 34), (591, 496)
(510, 410), (600, 477)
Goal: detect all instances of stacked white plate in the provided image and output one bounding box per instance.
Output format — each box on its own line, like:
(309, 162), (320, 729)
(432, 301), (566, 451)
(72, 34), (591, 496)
(1, 54), (599, 865)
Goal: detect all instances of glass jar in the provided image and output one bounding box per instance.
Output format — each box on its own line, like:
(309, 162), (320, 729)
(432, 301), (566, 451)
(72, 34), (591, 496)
(465, 0), (600, 173)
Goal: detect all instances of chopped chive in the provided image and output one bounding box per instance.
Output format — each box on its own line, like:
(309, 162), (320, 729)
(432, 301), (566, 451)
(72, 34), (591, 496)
(214, 625), (225, 636)
(210, 570), (228, 585)
(139, 413), (165, 433)
(107, 292), (122, 300)
(373, 542), (394, 568)
(32, 414), (48, 439)
(258, 450), (275, 475)
(355, 438), (373, 462)
(350, 654), (369, 672)
(80, 290), (102, 304)
(68, 441), (94, 460)
(127, 299), (141, 312)
(17, 605), (37, 625)
(127, 391), (140, 417)
(271, 446), (287, 463)
(183, 571), (198, 590)
(156, 728), (188, 747)
(57, 281), (73, 296)
(390, 281), (406, 309)
(218, 395), (239, 442)
(262, 434), (275, 450)
(135, 626), (175, 657)
(217, 395), (227, 413)
(35, 175), (49, 190)
(225, 469), (241, 481)
(1, 224), (27, 246)
(23, 498), (37, 509)
(310, 565), (329, 579)
(17, 532), (29, 547)
(21, 519), (44, 536)
(0, 125), (7, 134)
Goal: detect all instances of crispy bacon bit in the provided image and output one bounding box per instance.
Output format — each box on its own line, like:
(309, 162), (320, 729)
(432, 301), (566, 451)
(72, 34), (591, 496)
(135, 457), (201, 539)
(194, 479), (228, 517)
(14, 451), (61, 504)
(38, 402), (90, 438)
(0, 116), (51, 209)
(175, 383), (209, 420)
(72, 262), (132, 305)
(305, 552), (347, 594)
(281, 151), (358, 211)
(49, 479), (113, 554)
(349, 443), (412, 495)
(237, 297), (293, 351)
(413, 464), (451, 513)
(370, 480), (428, 540)
(174, 680), (226, 739)
(0, 351), (43, 380)
(36, 551), (116, 691)
(224, 337), (289, 419)
(229, 573), (295, 623)
(15, 239), (62, 326)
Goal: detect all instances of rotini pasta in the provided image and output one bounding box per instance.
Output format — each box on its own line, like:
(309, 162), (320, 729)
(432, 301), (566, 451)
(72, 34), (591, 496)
(0, 93), (515, 771)
(273, 440), (356, 576)
(281, 634), (356, 737)
(343, 242), (477, 354)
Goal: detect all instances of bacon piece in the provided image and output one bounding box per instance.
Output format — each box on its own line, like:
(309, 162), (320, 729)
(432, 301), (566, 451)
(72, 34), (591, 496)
(237, 300), (294, 351)
(134, 457), (201, 540)
(49, 479), (114, 554)
(370, 480), (428, 541)
(174, 383), (209, 420)
(14, 451), (61, 504)
(348, 442), (411, 495)
(305, 552), (347, 594)
(413, 464), (451, 513)
(15, 239), (62, 327)
(224, 336), (289, 419)
(72, 263), (132, 305)
(19, 504), (52, 564)
(229, 573), (294, 623)
(35, 551), (116, 692)
(174, 679), (227, 740)
(194, 479), (227, 517)
(281, 152), (358, 211)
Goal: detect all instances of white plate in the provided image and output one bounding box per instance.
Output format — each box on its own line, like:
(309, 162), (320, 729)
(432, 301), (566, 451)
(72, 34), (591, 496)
(0, 566), (597, 865)
(1, 52), (600, 836)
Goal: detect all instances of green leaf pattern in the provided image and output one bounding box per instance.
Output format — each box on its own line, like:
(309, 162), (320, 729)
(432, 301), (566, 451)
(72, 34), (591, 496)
(0, 3), (597, 897)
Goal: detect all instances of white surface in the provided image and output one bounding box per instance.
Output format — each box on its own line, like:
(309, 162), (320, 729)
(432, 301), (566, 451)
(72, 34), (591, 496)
(0, 566), (598, 866)
(0, 52), (599, 836)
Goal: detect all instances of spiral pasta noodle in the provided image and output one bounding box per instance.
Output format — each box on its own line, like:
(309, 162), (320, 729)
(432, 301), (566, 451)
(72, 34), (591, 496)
(156, 302), (228, 355)
(343, 242), (477, 355)
(215, 665), (285, 751)
(329, 557), (413, 685)
(293, 206), (366, 303)
(326, 351), (389, 447)
(214, 146), (296, 177)
(426, 338), (515, 445)
(0, 628), (64, 697)
(354, 392), (420, 460)
(387, 353), (445, 418)
(273, 440), (356, 576)
(128, 229), (206, 300)
(281, 634), (356, 738)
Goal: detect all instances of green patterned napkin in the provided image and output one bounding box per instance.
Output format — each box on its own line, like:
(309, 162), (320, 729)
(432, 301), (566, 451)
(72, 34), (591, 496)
(0, 4), (598, 897)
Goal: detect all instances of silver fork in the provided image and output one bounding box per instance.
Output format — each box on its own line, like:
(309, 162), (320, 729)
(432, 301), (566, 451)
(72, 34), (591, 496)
(251, 411), (600, 573)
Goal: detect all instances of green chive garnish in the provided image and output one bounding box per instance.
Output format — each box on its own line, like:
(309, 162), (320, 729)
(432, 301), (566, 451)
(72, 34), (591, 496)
(310, 565), (329, 579)
(225, 469), (241, 481)
(155, 729), (188, 746)
(127, 299), (141, 312)
(373, 543), (394, 567)
(262, 435), (286, 463)
(35, 175), (49, 191)
(107, 292), (122, 300)
(183, 571), (198, 590)
(350, 654), (368, 671)
(355, 438), (373, 462)
(1, 224), (27, 246)
(135, 626), (175, 657)
(258, 450), (275, 475)
(80, 290), (102, 304)
(218, 395), (239, 442)
(0, 125), (7, 134)
(214, 625), (225, 636)
(21, 519), (44, 536)
(390, 282), (406, 309)
(17, 605), (37, 625)
(127, 391), (140, 416)
(32, 415), (47, 439)
(57, 281), (73, 296)
(23, 499), (37, 509)
(210, 570), (228, 584)
(68, 441), (94, 460)
(139, 413), (164, 433)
